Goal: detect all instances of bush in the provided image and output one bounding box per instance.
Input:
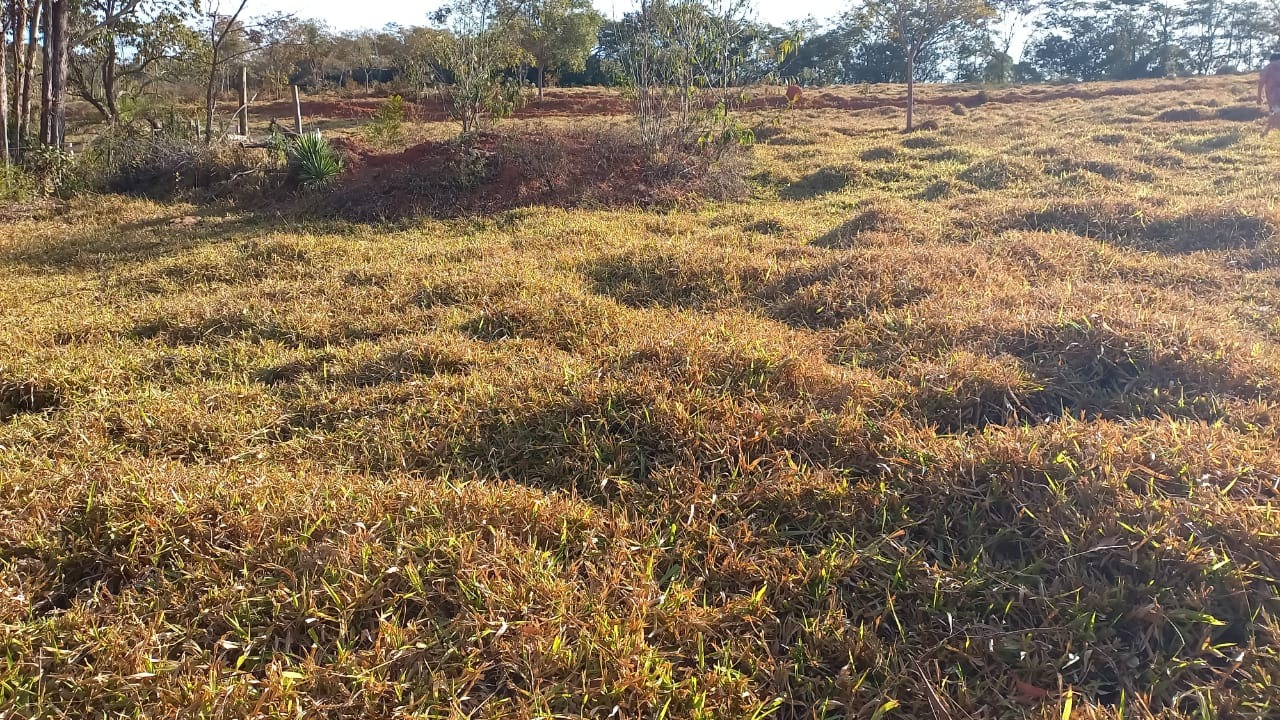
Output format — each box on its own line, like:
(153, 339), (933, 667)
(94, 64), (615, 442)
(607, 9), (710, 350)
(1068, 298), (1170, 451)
(363, 95), (407, 147)
(0, 165), (36, 201)
(94, 130), (277, 199)
(288, 131), (345, 190)
(22, 146), (81, 197)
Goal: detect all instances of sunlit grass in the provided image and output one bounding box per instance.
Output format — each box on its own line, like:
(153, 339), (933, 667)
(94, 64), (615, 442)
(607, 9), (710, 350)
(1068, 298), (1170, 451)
(3, 74), (1280, 718)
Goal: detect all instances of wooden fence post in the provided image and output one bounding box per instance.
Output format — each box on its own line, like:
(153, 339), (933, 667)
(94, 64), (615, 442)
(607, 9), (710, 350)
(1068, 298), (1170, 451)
(238, 65), (249, 137)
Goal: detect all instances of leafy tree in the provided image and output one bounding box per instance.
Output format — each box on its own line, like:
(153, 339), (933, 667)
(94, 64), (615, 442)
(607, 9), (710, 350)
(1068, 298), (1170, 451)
(502, 0), (602, 99)
(431, 0), (525, 134)
(855, 0), (996, 130)
(776, 21), (860, 85)
(69, 0), (201, 122)
(615, 0), (776, 152)
(390, 24), (451, 99)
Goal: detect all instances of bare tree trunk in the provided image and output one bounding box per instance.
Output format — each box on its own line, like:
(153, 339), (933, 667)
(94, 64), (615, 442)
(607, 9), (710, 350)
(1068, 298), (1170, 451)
(1, 13), (10, 166)
(537, 64), (544, 101)
(204, 0), (249, 144)
(292, 83), (301, 134)
(204, 10), (219, 143)
(204, 63), (217, 142)
(48, 0), (68, 146)
(38, 0), (49, 144)
(11, 0), (24, 153)
(21, 0), (39, 147)
(103, 34), (118, 122)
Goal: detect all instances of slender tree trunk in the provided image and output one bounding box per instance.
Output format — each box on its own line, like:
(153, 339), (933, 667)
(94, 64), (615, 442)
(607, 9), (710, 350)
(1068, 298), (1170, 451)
(905, 52), (915, 132)
(103, 38), (118, 122)
(205, 61), (217, 143)
(1, 15), (10, 166)
(48, 0), (68, 146)
(21, 0), (39, 146)
(11, 0), (24, 152)
(38, 0), (50, 144)
(204, 11), (218, 143)
(537, 65), (544, 101)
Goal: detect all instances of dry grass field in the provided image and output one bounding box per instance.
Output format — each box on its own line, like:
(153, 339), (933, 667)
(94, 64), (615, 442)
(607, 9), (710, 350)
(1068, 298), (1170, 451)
(4, 74), (1280, 718)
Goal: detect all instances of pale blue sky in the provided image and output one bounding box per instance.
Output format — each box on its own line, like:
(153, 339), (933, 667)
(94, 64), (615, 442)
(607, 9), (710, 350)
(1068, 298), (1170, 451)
(250, 0), (850, 31)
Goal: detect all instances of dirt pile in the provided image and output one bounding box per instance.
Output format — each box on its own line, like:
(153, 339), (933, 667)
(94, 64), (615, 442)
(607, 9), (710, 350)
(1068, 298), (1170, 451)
(324, 127), (749, 220)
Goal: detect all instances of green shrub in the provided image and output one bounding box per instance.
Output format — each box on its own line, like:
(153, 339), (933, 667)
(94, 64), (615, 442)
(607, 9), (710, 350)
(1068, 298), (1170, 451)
(22, 146), (81, 197)
(0, 165), (36, 200)
(364, 94), (407, 147)
(288, 131), (344, 190)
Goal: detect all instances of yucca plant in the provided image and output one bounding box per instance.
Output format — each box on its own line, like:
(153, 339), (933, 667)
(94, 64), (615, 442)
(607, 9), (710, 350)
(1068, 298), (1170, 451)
(287, 131), (344, 190)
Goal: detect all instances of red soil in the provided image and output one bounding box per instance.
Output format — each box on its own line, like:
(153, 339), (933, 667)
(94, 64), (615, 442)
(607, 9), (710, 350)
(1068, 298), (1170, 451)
(326, 128), (707, 220)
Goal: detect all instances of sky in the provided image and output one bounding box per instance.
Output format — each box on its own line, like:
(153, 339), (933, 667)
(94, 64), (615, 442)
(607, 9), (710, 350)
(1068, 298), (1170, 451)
(247, 0), (850, 32)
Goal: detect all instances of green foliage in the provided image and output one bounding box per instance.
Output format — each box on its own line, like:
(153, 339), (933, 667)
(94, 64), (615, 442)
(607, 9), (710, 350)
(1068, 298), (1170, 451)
(22, 147), (82, 198)
(0, 165), (36, 201)
(433, 0), (528, 134)
(69, 4), (203, 122)
(857, 0), (996, 130)
(501, 0), (604, 95)
(287, 131), (345, 190)
(614, 0), (781, 158)
(364, 95), (408, 147)
(699, 102), (756, 151)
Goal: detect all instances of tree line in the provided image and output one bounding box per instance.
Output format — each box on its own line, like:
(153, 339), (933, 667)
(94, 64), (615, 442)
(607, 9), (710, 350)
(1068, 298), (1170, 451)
(1, 0), (1278, 157)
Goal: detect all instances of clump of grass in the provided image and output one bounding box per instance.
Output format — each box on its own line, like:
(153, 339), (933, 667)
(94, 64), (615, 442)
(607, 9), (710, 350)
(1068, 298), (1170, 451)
(958, 155), (1041, 190)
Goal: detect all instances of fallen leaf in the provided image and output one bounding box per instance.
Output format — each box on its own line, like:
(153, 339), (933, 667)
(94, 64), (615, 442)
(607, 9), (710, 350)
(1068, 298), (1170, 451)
(1014, 680), (1053, 703)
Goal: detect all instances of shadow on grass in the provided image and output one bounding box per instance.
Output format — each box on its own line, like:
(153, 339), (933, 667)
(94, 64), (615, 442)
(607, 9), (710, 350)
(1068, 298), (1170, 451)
(0, 378), (64, 422)
(585, 250), (772, 310)
(1007, 200), (1275, 254)
(457, 388), (682, 503)
(780, 168), (851, 200)
(918, 320), (1264, 434)
(130, 311), (391, 349)
(0, 212), (274, 272)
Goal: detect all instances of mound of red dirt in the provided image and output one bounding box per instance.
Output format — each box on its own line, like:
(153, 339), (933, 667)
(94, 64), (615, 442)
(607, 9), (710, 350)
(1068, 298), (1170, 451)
(324, 128), (745, 221)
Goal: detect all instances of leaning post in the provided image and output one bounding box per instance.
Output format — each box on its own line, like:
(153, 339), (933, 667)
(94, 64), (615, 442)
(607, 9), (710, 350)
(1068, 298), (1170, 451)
(292, 84), (303, 134)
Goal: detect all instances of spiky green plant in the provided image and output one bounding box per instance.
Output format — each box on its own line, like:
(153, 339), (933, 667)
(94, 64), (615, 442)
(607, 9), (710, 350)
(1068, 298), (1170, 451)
(287, 131), (344, 190)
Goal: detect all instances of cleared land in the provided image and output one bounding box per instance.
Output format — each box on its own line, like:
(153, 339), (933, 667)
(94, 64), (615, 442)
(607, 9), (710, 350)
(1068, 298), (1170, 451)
(4, 75), (1280, 718)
